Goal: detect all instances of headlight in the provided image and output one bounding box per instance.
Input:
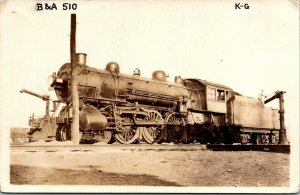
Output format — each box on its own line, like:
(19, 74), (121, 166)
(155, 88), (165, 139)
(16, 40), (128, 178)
(47, 72), (64, 86)
(56, 78), (63, 83)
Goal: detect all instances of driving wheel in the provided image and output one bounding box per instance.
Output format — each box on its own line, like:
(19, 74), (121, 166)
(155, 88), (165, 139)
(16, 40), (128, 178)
(142, 110), (164, 144)
(166, 113), (185, 143)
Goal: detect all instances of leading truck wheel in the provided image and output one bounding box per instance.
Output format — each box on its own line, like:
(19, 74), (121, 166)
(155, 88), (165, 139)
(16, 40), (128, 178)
(57, 124), (72, 141)
(55, 125), (63, 141)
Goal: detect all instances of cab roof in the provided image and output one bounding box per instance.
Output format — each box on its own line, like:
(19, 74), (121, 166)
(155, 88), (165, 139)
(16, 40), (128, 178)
(185, 78), (233, 91)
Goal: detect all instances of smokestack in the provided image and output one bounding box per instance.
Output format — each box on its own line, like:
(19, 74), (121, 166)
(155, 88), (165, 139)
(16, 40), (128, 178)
(76, 53), (87, 65)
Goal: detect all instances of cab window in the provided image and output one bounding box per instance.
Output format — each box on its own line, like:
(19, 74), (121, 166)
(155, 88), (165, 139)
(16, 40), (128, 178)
(217, 89), (225, 101)
(207, 87), (216, 100)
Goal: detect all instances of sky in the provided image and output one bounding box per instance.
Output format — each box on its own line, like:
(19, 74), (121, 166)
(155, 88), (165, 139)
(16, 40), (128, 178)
(0, 0), (299, 139)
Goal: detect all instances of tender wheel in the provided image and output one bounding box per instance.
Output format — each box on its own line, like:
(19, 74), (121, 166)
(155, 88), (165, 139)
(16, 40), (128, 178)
(240, 133), (251, 144)
(270, 133), (279, 145)
(94, 131), (112, 143)
(166, 113), (185, 143)
(142, 110), (164, 144)
(256, 134), (269, 145)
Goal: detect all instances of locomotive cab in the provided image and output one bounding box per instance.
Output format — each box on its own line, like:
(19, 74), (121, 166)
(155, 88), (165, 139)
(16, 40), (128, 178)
(184, 79), (232, 112)
(183, 79), (232, 127)
(205, 83), (232, 113)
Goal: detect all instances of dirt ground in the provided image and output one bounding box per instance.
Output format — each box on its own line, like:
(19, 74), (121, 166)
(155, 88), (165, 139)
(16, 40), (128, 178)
(10, 145), (289, 187)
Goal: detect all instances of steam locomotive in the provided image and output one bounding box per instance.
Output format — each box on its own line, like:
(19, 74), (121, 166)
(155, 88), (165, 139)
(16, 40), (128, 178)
(46, 53), (281, 145)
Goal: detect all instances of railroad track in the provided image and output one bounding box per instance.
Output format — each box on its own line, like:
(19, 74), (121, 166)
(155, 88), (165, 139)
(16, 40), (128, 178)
(10, 143), (207, 153)
(206, 144), (290, 153)
(10, 143), (290, 153)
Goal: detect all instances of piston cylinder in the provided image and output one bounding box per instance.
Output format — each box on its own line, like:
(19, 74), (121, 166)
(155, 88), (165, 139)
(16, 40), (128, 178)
(79, 105), (107, 131)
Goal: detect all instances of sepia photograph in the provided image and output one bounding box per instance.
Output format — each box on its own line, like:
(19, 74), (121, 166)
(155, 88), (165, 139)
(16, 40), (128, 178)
(0, 0), (299, 193)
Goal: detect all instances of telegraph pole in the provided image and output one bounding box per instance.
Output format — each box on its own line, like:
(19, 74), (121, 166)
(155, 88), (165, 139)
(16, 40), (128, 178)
(70, 14), (80, 145)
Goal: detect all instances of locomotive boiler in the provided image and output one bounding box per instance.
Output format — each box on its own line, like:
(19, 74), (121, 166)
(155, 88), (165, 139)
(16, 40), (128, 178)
(47, 53), (282, 145)
(49, 53), (191, 143)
